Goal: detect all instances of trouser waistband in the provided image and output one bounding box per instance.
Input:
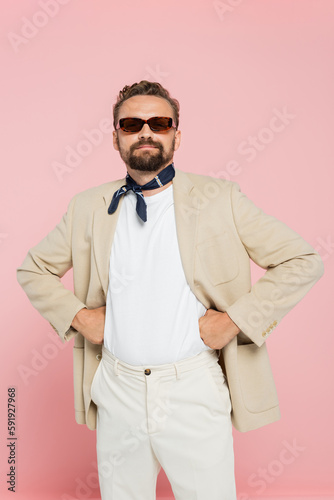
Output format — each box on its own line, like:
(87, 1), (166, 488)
(101, 345), (219, 379)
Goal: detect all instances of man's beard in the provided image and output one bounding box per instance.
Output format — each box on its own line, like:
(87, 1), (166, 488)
(117, 137), (175, 173)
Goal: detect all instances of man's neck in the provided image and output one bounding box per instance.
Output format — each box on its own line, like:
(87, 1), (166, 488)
(142, 180), (173, 197)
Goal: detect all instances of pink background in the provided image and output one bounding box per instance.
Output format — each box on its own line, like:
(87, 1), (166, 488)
(1, 1), (333, 499)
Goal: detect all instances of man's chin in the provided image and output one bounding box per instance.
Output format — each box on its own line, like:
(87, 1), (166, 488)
(127, 156), (166, 172)
(128, 163), (163, 172)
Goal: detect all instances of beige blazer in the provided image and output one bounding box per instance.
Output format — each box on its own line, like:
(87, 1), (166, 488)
(17, 168), (324, 432)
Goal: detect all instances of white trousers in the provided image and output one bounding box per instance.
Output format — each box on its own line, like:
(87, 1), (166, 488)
(90, 346), (237, 500)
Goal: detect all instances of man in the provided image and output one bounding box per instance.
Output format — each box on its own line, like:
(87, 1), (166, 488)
(17, 80), (324, 500)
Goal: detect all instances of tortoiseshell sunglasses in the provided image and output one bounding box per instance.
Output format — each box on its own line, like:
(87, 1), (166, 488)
(116, 116), (177, 133)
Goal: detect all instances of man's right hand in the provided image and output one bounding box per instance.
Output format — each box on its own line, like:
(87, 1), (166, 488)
(71, 306), (106, 344)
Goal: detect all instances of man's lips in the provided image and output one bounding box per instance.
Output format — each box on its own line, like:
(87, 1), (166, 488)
(136, 145), (157, 149)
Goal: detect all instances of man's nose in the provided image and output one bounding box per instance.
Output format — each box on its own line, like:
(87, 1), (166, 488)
(138, 123), (154, 139)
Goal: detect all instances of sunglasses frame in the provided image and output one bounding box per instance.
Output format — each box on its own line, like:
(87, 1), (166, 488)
(116, 116), (177, 132)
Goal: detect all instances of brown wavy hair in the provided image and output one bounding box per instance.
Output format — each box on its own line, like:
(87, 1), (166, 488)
(113, 80), (180, 130)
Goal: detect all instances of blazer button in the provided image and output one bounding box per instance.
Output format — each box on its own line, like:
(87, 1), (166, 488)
(96, 354), (102, 361)
(262, 332), (267, 338)
(144, 369), (151, 376)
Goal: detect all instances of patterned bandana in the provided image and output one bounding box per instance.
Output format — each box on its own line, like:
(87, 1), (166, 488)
(108, 162), (175, 222)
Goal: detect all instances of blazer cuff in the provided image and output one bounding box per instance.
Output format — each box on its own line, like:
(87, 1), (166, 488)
(225, 302), (275, 347)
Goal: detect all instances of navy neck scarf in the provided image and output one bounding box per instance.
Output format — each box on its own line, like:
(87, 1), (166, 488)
(108, 162), (175, 222)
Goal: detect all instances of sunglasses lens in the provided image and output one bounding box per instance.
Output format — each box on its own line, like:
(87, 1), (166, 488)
(149, 117), (172, 131)
(119, 118), (142, 132)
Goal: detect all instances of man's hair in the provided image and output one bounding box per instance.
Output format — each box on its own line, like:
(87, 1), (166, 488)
(113, 80), (180, 130)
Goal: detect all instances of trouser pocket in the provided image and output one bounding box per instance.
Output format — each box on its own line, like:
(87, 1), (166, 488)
(205, 361), (232, 414)
(90, 360), (103, 405)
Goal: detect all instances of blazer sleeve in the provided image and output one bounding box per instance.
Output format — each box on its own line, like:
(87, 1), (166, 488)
(225, 182), (324, 347)
(16, 195), (87, 343)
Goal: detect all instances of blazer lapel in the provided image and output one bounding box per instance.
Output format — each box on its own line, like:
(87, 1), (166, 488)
(172, 168), (200, 297)
(92, 178), (126, 298)
(92, 167), (200, 300)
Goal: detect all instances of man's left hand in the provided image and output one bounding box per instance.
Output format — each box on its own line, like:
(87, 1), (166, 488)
(198, 309), (240, 349)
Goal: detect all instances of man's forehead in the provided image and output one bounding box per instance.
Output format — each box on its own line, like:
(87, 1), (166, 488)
(119, 95), (173, 118)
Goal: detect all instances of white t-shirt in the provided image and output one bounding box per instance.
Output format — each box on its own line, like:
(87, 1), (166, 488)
(103, 183), (213, 365)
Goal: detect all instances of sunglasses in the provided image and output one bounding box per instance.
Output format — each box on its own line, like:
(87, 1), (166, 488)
(116, 116), (177, 133)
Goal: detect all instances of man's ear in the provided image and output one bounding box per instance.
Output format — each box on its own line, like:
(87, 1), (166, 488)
(174, 129), (181, 151)
(112, 131), (119, 151)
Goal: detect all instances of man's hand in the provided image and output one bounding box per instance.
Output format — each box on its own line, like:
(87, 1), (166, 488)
(199, 309), (240, 349)
(71, 306), (106, 344)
